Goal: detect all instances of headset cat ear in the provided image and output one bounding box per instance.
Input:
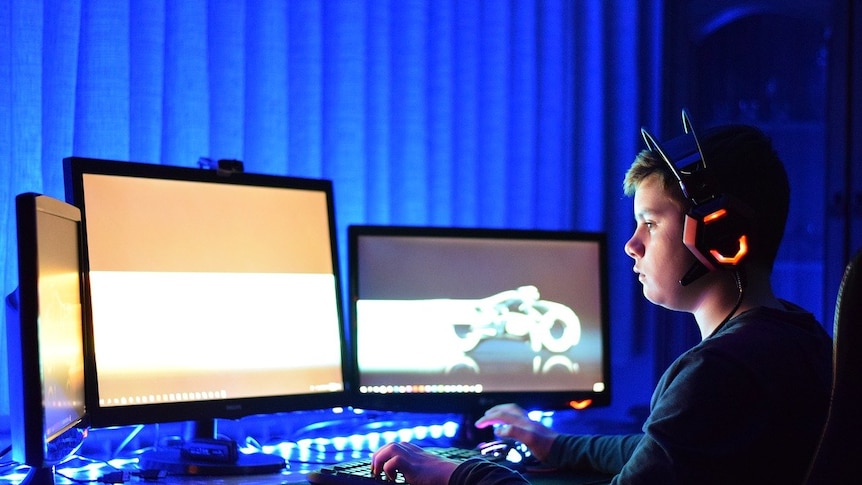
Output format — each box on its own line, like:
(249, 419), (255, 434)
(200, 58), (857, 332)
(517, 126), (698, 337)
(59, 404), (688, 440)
(681, 109), (707, 171)
(640, 124), (689, 200)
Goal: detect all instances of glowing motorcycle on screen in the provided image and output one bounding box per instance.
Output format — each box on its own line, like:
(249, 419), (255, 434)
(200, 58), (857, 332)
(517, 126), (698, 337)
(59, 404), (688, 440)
(452, 285), (581, 354)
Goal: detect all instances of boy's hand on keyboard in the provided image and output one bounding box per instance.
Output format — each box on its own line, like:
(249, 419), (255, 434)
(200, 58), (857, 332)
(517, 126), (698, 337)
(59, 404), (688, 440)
(474, 403), (559, 462)
(371, 442), (460, 485)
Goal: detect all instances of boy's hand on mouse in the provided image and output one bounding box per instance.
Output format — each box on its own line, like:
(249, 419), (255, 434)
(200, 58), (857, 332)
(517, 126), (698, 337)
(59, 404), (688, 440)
(475, 404), (559, 462)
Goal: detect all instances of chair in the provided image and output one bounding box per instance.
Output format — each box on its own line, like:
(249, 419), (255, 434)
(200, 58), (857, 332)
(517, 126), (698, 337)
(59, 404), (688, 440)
(805, 248), (862, 484)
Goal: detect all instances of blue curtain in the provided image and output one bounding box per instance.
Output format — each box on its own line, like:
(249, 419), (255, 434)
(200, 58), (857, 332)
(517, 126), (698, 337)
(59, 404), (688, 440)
(1, 0), (661, 421)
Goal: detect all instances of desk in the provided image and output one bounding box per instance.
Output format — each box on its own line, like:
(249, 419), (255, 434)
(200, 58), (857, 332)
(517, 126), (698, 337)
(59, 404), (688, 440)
(2, 410), (627, 485)
(153, 470), (613, 485)
(2, 463), (612, 485)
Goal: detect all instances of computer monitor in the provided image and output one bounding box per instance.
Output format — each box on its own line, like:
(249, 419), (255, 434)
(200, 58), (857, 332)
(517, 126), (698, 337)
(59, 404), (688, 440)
(5, 193), (88, 484)
(63, 157), (348, 475)
(348, 225), (610, 442)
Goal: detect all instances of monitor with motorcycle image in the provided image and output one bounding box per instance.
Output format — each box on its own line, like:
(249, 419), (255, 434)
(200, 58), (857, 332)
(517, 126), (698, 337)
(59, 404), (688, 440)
(348, 225), (610, 419)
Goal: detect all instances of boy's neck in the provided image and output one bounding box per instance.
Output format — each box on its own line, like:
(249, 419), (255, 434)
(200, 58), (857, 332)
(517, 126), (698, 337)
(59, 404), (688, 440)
(695, 267), (781, 339)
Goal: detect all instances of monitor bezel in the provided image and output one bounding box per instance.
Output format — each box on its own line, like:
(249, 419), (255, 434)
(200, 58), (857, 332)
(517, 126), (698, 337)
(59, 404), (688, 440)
(63, 156), (351, 429)
(7, 193), (89, 467)
(347, 224), (612, 416)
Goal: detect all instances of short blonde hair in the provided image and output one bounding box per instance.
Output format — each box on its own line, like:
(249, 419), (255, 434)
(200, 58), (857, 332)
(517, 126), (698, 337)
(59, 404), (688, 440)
(622, 148), (686, 204)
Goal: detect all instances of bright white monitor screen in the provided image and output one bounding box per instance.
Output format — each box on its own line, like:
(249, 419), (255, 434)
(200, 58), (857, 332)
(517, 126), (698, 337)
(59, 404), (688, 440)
(349, 225), (610, 414)
(64, 157), (346, 427)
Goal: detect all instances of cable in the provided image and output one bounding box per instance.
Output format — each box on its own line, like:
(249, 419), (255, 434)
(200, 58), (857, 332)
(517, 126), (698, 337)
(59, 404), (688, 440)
(708, 269), (745, 338)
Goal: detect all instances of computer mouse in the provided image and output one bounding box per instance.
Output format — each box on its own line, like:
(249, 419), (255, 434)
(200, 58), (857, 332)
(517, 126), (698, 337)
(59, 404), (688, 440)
(476, 439), (539, 470)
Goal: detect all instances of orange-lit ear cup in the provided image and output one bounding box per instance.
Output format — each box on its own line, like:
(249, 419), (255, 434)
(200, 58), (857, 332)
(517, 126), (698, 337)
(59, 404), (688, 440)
(683, 195), (752, 271)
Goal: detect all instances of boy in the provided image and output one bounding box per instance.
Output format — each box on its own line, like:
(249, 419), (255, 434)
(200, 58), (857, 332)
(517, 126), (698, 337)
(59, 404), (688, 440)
(371, 119), (833, 484)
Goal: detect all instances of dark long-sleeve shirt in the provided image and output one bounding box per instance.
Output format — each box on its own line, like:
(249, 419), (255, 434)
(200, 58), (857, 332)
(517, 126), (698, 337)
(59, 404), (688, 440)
(451, 303), (832, 484)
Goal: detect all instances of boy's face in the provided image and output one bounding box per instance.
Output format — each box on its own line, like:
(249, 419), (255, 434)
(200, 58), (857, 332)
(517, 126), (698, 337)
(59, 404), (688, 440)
(625, 174), (702, 311)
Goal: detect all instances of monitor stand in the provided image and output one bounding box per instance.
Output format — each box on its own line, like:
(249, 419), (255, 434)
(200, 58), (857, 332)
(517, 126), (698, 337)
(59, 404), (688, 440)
(22, 467), (57, 485)
(137, 419), (285, 476)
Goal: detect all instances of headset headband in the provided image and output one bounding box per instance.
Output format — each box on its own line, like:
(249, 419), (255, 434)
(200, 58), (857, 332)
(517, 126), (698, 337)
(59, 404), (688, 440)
(640, 109), (716, 206)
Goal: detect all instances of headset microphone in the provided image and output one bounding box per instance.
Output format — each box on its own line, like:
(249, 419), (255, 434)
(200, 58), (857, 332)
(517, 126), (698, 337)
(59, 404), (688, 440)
(640, 110), (753, 286)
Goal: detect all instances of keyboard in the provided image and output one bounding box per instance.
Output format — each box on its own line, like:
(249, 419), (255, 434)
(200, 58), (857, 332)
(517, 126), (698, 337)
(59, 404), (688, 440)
(306, 446), (495, 485)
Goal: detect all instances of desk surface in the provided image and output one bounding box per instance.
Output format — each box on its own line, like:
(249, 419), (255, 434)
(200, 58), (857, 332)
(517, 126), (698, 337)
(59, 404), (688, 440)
(1, 410), (627, 485)
(2, 459), (613, 485)
(153, 470), (613, 485)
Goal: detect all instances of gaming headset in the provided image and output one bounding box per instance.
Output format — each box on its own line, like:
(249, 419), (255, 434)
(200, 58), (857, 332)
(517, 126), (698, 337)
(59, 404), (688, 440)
(640, 110), (753, 286)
